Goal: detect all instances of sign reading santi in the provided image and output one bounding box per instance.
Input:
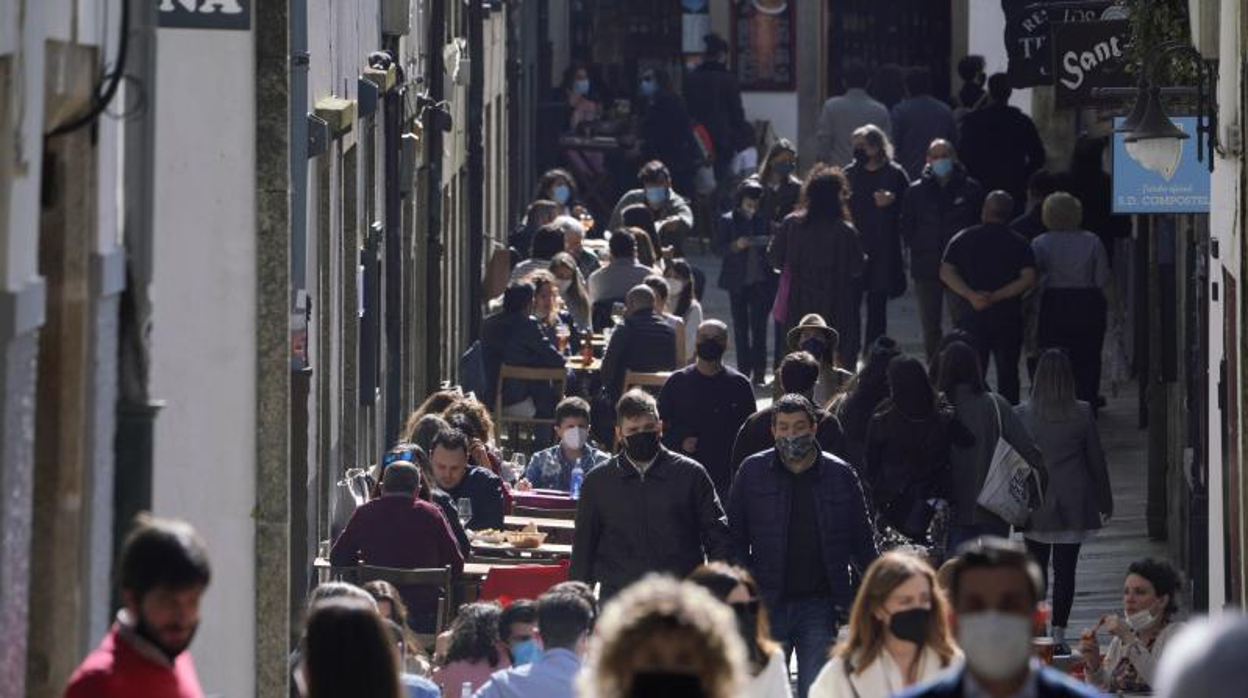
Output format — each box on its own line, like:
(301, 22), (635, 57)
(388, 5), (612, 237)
(159, 0), (250, 31)
(1051, 20), (1131, 108)
(1112, 117), (1211, 214)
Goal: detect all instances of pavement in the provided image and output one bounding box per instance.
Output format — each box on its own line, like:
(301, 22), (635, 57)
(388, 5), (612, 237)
(686, 248), (1165, 636)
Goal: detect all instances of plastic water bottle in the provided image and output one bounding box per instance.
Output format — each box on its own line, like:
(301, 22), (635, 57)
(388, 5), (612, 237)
(569, 464), (585, 500)
(461, 681), (474, 698)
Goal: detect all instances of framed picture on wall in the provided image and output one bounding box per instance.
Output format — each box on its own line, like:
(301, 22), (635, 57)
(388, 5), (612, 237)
(733, 0), (796, 91)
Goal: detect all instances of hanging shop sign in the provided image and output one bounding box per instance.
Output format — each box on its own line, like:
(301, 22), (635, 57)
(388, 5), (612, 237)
(1112, 116), (1211, 214)
(159, 0), (251, 30)
(1051, 20), (1131, 108)
(1000, 1), (1122, 87)
(733, 0), (796, 91)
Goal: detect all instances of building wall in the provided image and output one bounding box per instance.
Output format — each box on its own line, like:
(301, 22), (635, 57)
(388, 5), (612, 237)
(150, 26), (258, 698)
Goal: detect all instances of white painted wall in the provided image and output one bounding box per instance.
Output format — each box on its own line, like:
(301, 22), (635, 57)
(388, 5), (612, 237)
(966, 0), (1033, 114)
(150, 27), (257, 698)
(2, 0), (47, 291)
(744, 91), (800, 145)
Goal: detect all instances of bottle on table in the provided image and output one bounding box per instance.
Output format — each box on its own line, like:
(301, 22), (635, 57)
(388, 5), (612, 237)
(461, 682), (474, 698)
(570, 464), (585, 500)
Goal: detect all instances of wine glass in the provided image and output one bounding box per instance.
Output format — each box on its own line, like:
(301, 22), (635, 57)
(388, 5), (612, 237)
(456, 498), (473, 528)
(610, 301), (626, 327)
(511, 453), (527, 484)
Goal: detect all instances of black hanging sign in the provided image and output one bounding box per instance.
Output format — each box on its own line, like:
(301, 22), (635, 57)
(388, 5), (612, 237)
(1000, 1), (1119, 88)
(159, 0), (251, 31)
(1051, 20), (1132, 108)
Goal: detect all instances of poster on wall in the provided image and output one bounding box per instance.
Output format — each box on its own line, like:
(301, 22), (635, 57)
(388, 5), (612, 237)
(733, 0), (796, 91)
(682, 0), (712, 54)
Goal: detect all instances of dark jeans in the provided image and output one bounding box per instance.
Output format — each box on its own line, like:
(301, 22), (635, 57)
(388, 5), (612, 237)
(846, 286), (888, 362)
(947, 520), (1011, 555)
(767, 595), (837, 698)
(1039, 288), (1107, 405)
(729, 284), (773, 379)
(1025, 539), (1082, 629)
(955, 309), (1024, 405)
(914, 276), (945, 362)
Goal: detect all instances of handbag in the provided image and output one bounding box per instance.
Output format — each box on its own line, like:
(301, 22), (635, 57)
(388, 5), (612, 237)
(976, 396), (1043, 527)
(771, 265), (792, 324)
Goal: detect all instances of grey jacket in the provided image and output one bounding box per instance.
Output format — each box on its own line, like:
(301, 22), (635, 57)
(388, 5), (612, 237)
(816, 88), (892, 168)
(1015, 401), (1113, 532)
(947, 387), (1045, 527)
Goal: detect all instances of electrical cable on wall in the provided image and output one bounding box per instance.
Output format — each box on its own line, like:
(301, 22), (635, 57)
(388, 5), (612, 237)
(46, 0), (130, 139)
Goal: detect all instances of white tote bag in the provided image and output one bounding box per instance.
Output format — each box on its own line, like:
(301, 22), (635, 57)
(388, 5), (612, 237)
(976, 396), (1043, 527)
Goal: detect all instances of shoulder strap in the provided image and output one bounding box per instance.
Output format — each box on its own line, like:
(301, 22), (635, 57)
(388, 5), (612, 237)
(990, 393), (1004, 440)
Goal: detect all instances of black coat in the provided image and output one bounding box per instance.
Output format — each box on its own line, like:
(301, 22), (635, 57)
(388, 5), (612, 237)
(959, 104), (1046, 215)
(844, 160), (911, 295)
(683, 61), (747, 160)
(641, 90), (697, 183)
(480, 311), (566, 407)
(759, 176), (802, 233)
(571, 448), (731, 599)
(863, 404), (954, 529)
(713, 209), (774, 293)
(599, 309), (678, 400)
(899, 164), (984, 280)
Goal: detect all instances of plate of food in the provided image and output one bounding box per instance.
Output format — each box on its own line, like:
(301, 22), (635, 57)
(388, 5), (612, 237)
(471, 528), (507, 544)
(503, 521), (548, 549)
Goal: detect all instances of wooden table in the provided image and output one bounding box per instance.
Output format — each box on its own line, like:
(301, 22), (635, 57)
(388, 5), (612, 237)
(505, 515), (576, 534)
(470, 540), (573, 561)
(566, 355), (601, 373)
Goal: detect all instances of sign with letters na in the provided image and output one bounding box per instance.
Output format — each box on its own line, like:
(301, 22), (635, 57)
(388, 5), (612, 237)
(159, 0), (251, 31)
(1112, 117), (1211, 214)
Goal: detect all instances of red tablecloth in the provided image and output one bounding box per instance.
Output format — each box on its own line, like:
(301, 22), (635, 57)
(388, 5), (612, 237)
(512, 490), (576, 510)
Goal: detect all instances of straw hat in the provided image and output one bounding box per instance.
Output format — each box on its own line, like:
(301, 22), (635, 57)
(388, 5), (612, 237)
(786, 313), (840, 351)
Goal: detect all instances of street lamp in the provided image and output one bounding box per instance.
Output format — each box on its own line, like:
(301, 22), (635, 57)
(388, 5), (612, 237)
(1118, 40), (1218, 174)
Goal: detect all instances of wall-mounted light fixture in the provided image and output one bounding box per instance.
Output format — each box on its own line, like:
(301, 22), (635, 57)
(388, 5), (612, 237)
(1118, 40), (1218, 175)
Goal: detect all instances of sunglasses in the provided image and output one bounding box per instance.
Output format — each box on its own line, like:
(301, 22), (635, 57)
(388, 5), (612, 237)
(383, 449), (417, 466)
(730, 599), (761, 615)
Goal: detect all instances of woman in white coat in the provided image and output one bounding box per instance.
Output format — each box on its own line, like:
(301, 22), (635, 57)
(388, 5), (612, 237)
(809, 552), (961, 698)
(688, 563), (792, 698)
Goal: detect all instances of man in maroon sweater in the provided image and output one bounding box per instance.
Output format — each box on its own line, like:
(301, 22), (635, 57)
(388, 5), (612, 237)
(330, 461), (465, 630)
(65, 515), (211, 698)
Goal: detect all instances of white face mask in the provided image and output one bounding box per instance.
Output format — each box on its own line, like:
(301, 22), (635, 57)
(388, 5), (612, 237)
(561, 426), (587, 450)
(555, 278), (573, 295)
(1125, 606), (1158, 631)
(956, 611), (1034, 681)
(667, 278), (685, 297)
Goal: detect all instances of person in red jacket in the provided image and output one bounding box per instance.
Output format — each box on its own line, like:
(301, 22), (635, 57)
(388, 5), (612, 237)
(64, 515), (212, 698)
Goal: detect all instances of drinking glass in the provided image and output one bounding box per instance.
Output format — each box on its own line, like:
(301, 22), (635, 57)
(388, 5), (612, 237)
(610, 301), (626, 327)
(456, 498), (473, 527)
(555, 323), (571, 354)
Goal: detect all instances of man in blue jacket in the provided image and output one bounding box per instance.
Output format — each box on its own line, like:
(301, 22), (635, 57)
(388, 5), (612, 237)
(728, 393), (878, 698)
(896, 537), (1099, 698)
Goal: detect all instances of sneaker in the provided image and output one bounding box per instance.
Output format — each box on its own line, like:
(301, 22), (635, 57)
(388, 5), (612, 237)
(1053, 641), (1072, 657)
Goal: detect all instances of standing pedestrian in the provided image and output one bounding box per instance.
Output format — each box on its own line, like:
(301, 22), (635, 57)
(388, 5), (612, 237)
(816, 60), (892, 168)
(635, 68), (698, 195)
(900, 139), (985, 361)
(1018, 349), (1113, 656)
(664, 259), (705, 355)
(571, 390), (730, 601)
(833, 336), (902, 470)
(890, 68), (958, 182)
(939, 191), (1038, 404)
(732, 350), (848, 471)
(757, 139), (804, 372)
(787, 314), (856, 407)
(728, 394), (879, 698)
(715, 177), (774, 384)
(65, 516), (211, 698)
(769, 166), (866, 370)
(1011, 170), (1060, 241)
(684, 33), (749, 180)
(658, 320), (758, 502)
(958, 74), (1046, 217)
(954, 55), (987, 111)
(1032, 192), (1110, 406)
(935, 342), (1044, 551)
(844, 125), (910, 360)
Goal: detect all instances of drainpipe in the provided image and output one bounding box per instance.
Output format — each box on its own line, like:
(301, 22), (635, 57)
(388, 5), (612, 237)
(425, 0), (447, 390)
(291, 0), (309, 327)
(466, 0), (486, 342)
(383, 37), (402, 446)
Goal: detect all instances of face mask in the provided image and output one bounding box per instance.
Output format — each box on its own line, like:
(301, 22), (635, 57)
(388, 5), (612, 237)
(561, 425), (586, 450)
(555, 278), (573, 295)
(930, 157), (954, 178)
(696, 340), (726, 362)
(551, 184), (571, 204)
(1125, 606), (1158, 631)
(888, 607), (931, 645)
(509, 638), (542, 667)
(667, 278), (685, 297)
(639, 78), (657, 98)
(800, 338), (827, 358)
(853, 148), (870, 163)
(573, 78), (591, 96)
(776, 434), (816, 463)
(644, 186), (669, 206)
(629, 672), (707, 698)
(740, 201), (759, 218)
(624, 430), (661, 463)
(774, 161), (796, 177)
(956, 611), (1034, 681)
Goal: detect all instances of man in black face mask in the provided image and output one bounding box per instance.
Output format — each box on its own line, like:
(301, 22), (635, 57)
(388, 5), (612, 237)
(657, 320), (757, 501)
(571, 389), (731, 602)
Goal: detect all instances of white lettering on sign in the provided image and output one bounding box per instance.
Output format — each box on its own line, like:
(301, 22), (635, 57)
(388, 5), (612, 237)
(159, 0), (245, 14)
(1059, 36), (1124, 90)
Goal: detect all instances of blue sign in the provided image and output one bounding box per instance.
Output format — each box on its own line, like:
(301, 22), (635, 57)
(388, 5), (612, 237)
(1112, 116), (1211, 214)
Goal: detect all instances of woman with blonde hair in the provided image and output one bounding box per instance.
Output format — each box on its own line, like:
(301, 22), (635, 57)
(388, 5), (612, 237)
(809, 552), (960, 698)
(578, 574), (748, 698)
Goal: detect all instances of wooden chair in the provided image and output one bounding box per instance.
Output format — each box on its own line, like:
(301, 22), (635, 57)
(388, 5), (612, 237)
(493, 364), (568, 449)
(513, 504), (577, 521)
(327, 564), (454, 639)
(624, 370), (672, 393)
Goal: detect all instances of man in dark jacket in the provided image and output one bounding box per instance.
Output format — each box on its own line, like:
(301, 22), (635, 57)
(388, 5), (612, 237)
(958, 74), (1046, 218)
(891, 68), (959, 181)
(1010, 169), (1059, 241)
(731, 351), (846, 471)
(714, 177), (774, 384)
(684, 33), (747, 179)
(899, 139), (985, 361)
(429, 428), (506, 531)
(658, 320), (757, 502)
(599, 285), (677, 401)
(940, 191), (1037, 404)
(329, 462), (465, 630)
(728, 394), (878, 698)
(571, 390), (730, 601)
(480, 281), (567, 419)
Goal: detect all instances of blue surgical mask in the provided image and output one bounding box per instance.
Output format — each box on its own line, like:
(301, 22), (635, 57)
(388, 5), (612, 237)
(551, 184), (571, 205)
(639, 77), (657, 98)
(510, 638), (542, 667)
(645, 186), (669, 206)
(573, 78), (591, 96)
(930, 157), (954, 178)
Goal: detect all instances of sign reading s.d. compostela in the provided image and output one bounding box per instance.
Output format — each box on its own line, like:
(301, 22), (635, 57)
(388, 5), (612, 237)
(1112, 117), (1211, 214)
(159, 0), (251, 31)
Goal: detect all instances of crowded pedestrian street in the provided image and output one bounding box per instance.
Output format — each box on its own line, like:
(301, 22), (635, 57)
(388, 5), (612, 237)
(4, 2), (1248, 698)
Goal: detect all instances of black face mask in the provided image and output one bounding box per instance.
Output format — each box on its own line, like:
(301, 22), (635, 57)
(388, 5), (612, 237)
(629, 672), (708, 698)
(888, 607), (930, 645)
(696, 340), (726, 362)
(800, 338), (828, 359)
(853, 148), (870, 163)
(624, 430), (661, 462)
